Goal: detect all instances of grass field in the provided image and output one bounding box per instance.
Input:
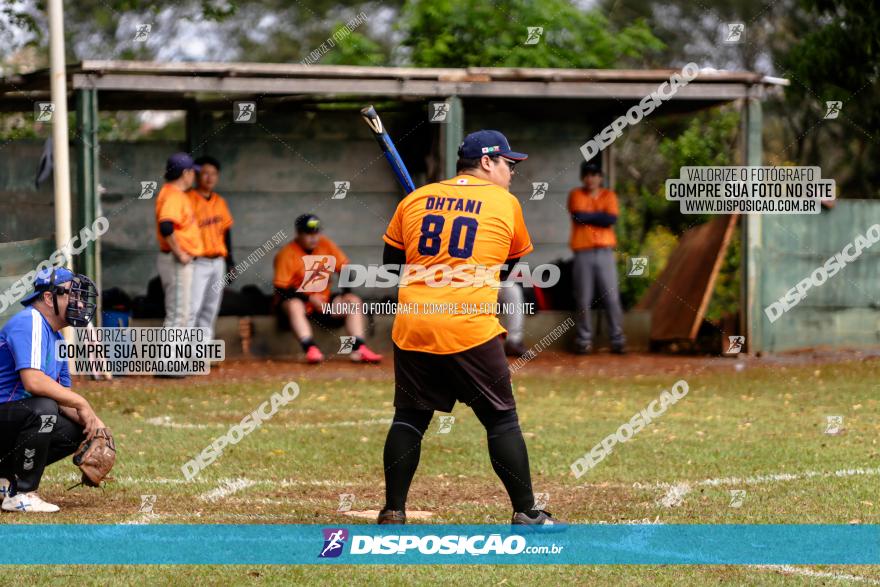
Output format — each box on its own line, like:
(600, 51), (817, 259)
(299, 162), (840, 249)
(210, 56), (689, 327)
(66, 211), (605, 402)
(6, 353), (880, 585)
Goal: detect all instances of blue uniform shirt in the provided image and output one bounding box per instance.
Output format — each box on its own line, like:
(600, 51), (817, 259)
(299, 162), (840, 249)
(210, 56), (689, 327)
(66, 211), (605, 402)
(0, 307), (69, 403)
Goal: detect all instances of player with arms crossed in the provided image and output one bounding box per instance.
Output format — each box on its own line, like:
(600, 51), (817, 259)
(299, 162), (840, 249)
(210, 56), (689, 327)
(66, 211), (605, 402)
(378, 130), (562, 525)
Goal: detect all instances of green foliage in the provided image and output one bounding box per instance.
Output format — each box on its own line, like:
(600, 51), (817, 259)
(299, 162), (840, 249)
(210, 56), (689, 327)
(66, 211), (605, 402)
(614, 108), (741, 313)
(658, 108), (741, 322)
(659, 109), (741, 174)
(320, 29), (387, 66)
(704, 229), (740, 322)
(617, 219), (678, 310)
(780, 0), (880, 195)
(399, 0), (663, 68)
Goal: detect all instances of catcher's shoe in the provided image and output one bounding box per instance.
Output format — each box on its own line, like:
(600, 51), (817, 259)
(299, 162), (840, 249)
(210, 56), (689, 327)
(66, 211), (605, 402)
(0, 478), (9, 500)
(350, 345), (382, 363)
(2, 492), (60, 513)
(305, 346), (324, 364)
(511, 509), (565, 527)
(377, 509), (406, 524)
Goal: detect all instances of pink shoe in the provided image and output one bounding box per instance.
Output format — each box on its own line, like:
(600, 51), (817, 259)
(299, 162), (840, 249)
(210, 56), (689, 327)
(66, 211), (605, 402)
(305, 346), (324, 364)
(351, 345), (382, 363)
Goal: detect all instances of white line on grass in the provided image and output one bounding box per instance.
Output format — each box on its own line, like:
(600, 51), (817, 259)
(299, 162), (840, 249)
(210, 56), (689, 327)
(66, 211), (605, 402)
(294, 418), (392, 429)
(57, 474), (358, 488)
(144, 416), (391, 430)
(755, 565), (880, 585)
(119, 513), (159, 526)
(144, 416), (220, 429)
(656, 466), (880, 507)
(199, 478), (256, 502)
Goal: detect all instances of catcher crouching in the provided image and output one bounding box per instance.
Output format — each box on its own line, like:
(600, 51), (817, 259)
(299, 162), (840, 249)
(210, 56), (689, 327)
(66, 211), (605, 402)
(0, 267), (115, 513)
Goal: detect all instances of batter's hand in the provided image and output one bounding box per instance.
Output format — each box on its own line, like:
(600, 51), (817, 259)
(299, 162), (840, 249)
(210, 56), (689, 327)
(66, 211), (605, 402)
(176, 251), (193, 265)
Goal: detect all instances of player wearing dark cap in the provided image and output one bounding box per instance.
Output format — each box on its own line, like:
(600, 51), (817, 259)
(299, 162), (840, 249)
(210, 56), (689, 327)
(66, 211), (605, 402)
(273, 214), (381, 364)
(0, 267), (103, 512)
(155, 152), (203, 328)
(378, 130), (563, 526)
(568, 160), (626, 354)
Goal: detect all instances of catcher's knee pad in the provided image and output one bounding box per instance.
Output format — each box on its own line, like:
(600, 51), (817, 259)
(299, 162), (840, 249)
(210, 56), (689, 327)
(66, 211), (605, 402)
(478, 408), (521, 439)
(391, 408), (433, 437)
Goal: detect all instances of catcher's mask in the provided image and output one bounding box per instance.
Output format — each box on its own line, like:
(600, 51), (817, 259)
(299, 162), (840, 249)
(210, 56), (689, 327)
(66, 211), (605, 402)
(24, 267), (99, 327)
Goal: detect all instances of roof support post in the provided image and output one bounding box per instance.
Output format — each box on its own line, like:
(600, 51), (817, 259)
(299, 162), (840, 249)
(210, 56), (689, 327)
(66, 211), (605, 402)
(741, 91), (763, 354)
(74, 87), (101, 323)
(440, 96), (464, 179)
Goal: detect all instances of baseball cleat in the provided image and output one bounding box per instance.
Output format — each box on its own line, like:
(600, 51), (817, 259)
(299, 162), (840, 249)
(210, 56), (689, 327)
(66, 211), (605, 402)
(377, 509), (406, 524)
(305, 345), (324, 364)
(572, 343), (593, 355)
(350, 345), (382, 363)
(0, 478), (9, 500)
(511, 509), (565, 526)
(2, 492), (60, 513)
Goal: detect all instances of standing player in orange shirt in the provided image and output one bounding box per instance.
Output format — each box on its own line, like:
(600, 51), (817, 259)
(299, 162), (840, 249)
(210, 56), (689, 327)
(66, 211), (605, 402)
(568, 161), (626, 354)
(187, 156), (234, 339)
(273, 214), (381, 364)
(155, 153), (203, 328)
(378, 130), (562, 526)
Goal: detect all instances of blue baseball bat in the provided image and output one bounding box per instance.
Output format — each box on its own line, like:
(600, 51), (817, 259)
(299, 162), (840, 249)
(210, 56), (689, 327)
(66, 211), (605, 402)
(361, 105), (416, 195)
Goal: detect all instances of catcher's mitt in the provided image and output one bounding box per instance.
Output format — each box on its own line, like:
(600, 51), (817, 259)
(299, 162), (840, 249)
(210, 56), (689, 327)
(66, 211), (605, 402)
(71, 428), (116, 488)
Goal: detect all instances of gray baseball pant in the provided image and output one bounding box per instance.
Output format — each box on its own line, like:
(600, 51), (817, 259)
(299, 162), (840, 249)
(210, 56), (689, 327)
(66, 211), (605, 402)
(190, 256), (225, 338)
(572, 247), (625, 348)
(157, 252), (193, 328)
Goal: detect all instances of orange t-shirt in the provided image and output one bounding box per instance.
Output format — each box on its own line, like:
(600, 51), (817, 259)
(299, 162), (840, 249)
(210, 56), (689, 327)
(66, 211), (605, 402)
(155, 184), (203, 257)
(383, 174), (533, 354)
(187, 190), (234, 257)
(567, 187), (619, 250)
(273, 236), (350, 305)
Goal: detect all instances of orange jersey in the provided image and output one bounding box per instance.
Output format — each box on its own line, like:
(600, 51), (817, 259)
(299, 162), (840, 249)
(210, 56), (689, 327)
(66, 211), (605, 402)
(273, 236), (350, 305)
(155, 183), (203, 257)
(568, 187), (619, 250)
(187, 190), (234, 257)
(383, 174), (533, 354)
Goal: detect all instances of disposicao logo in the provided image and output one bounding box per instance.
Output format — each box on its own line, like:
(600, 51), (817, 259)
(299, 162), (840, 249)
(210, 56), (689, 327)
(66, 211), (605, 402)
(319, 528), (348, 558)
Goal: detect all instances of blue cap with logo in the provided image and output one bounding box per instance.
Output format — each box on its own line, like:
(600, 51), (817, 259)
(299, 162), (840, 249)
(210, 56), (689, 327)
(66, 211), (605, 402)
(21, 267), (75, 306)
(457, 130), (528, 161)
(165, 152), (201, 180)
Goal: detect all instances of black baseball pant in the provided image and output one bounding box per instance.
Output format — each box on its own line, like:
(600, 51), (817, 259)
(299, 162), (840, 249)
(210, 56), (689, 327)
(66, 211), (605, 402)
(0, 397), (84, 495)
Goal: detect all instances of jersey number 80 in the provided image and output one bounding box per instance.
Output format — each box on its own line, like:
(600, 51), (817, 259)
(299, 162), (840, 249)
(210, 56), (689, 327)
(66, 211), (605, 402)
(417, 214), (479, 259)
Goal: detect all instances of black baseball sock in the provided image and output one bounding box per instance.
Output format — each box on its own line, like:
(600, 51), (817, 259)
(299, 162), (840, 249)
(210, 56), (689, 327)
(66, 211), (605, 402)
(299, 338), (316, 352)
(382, 408), (433, 511)
(353, 337), (365, 351)
(473, 405), (535, 513)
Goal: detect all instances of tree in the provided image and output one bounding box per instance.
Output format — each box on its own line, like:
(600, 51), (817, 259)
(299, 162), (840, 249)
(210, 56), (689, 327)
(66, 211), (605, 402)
(780, 0), (880, 196)
(398, 0), (663, 68)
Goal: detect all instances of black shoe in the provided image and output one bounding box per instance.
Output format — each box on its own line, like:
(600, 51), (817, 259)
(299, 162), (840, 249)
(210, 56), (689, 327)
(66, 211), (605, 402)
(610, 345), (627, 355)
(504, 339), (528, 357)
(377, 509), (406, 525)
(572, 343), (593, 355)
(511, 509), (566, 529)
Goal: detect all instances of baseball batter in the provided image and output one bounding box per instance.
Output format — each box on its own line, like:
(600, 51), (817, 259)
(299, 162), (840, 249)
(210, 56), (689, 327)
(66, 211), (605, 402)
(378, 130), (562, 526)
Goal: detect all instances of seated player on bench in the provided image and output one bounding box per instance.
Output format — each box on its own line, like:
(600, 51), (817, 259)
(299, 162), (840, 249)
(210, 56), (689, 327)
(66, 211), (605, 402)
(273, 214), (382, 364)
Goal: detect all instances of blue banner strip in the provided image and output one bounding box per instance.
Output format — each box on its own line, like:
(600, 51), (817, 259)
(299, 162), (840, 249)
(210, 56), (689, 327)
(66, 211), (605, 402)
(0, 525), (878, 565)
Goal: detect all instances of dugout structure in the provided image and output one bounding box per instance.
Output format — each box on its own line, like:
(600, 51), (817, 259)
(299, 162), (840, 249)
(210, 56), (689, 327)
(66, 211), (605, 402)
(4, 61), (861, 354)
